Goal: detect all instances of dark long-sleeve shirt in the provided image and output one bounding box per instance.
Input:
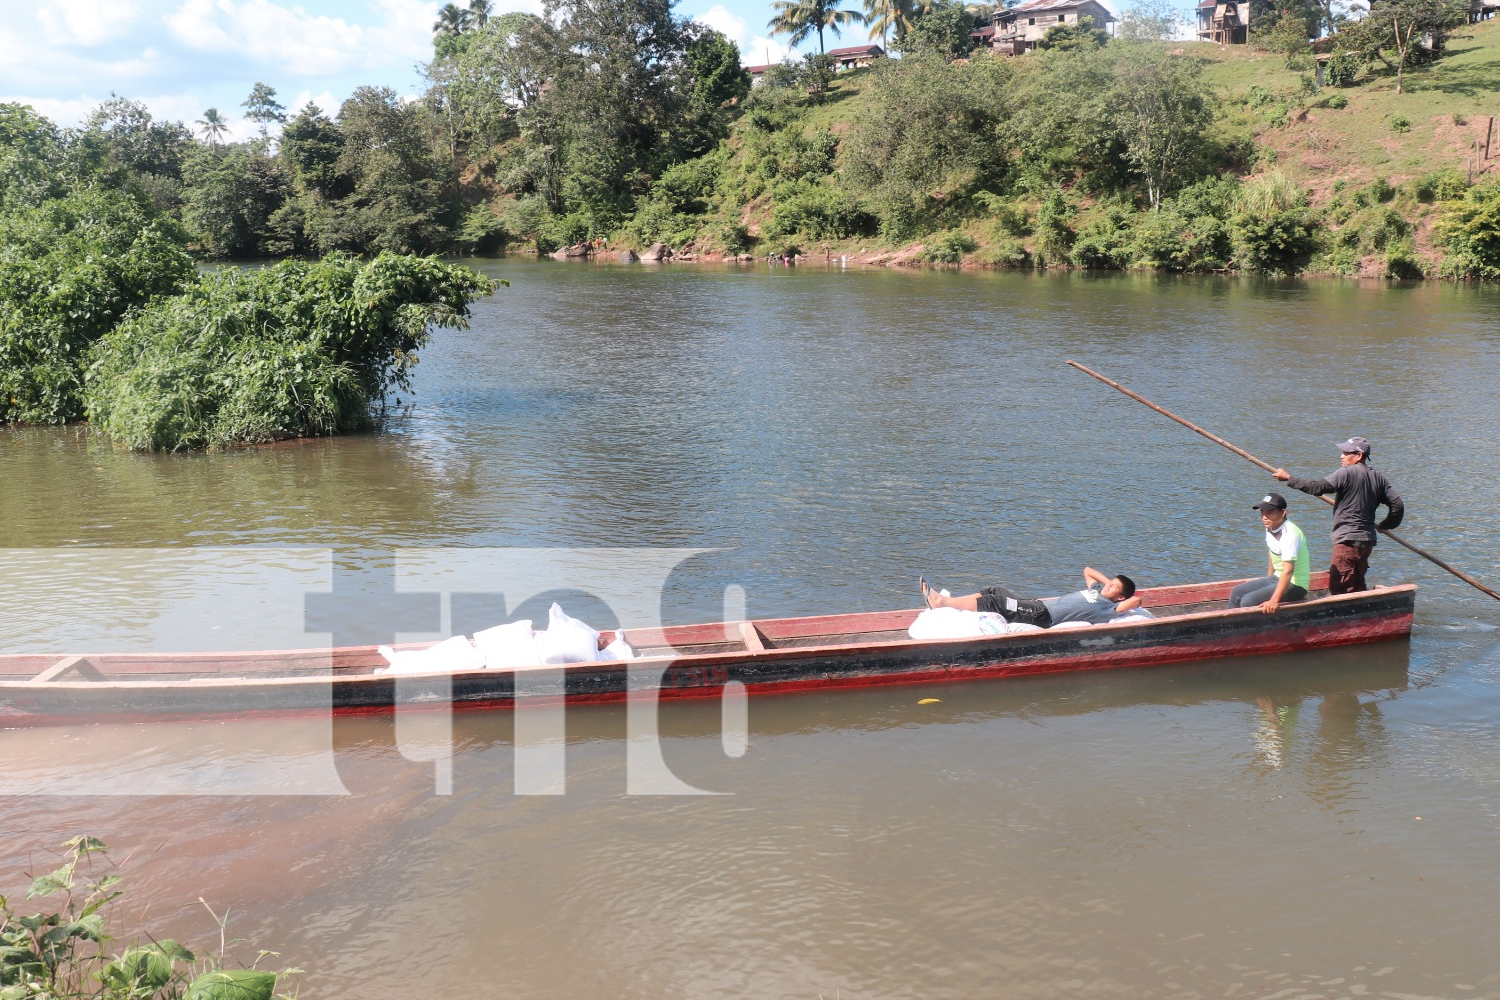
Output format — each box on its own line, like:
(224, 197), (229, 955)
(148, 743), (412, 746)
(1285, 463), (1404, 546)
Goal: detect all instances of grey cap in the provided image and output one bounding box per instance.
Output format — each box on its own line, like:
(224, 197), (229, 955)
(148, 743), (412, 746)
(1336, 436), (1371, 455)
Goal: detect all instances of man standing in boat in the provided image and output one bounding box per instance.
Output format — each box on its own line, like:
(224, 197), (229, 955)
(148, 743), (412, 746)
(1273, 436), (1404, 594)
(921, 567), (1140, 628)
(1229, 492), (1309, 613)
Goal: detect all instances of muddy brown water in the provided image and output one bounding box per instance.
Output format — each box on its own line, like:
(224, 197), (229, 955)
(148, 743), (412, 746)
(4, 261), (1500, 999)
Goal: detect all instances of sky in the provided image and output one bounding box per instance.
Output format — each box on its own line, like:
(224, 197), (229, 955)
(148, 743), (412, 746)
(0, 0), (803, 133)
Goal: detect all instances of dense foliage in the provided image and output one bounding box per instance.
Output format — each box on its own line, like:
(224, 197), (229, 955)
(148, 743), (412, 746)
(86, 254), (495, 450)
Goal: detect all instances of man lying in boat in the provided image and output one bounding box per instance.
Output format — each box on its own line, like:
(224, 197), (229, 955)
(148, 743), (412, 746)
(919, 567), (1141, 628)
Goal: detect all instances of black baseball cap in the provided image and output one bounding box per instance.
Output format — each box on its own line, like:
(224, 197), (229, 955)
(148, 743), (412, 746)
(1253, 492), (1288, 512)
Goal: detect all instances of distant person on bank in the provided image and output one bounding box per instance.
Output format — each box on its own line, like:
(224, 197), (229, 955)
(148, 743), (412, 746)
(1229, 492), (1309, 613)
(921, 567), (1140, 628)
(1273, 436), (1404, 594)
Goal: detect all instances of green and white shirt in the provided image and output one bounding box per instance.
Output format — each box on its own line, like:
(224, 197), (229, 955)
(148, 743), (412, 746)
(1266, 520), (1310, 590)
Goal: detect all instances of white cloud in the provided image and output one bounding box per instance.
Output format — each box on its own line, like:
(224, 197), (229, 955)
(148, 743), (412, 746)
(164, 0), (443, 77)
(36, 0), (142, 47)
(695, 4), (794, 65)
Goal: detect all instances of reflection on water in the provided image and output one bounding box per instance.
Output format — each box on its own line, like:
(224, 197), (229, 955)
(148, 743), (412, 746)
(5, 264), (1500, 998)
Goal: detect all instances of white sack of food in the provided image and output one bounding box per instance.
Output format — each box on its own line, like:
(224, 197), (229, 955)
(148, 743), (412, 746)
(472, 619), (546, 669)
(539, 603), (603, 664)
(908, 608), (1046, 640)
(376, 635), (486, 674)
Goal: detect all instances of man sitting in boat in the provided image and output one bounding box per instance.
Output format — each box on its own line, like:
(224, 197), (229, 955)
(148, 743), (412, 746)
(1228, 492), (1309, 613)
(920, 567), (1140, 628)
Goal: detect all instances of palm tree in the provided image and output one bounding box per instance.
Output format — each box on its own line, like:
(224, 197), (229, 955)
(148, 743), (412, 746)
(432, 2), (472, 37)
(768, 0), (866, 54)
(862, 0), (913, 48)
(468, 0), (492, 28)
(195, 108), (229, 146)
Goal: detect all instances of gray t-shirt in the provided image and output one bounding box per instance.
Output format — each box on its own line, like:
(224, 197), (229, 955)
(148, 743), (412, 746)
(1042, 583), (1120, 626)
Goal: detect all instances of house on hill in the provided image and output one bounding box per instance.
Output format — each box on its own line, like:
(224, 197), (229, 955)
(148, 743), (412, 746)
(826, 44), (885, 71)
(1196, 0), (1251, 44)
(988, 0), (1117, 55)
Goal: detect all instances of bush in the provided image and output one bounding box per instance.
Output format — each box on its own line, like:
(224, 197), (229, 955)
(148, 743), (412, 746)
(921, 229), (979, 264)
(1231, 209), (1319, 272)
(0, 188), (197, 425)
(456, 204), (510, 253)
(1435, 181), (1500, 278)
(1070, 209), (1132, 269)
(763, 182), (873, 241)
(1368, 177), (1396, 204)
(1385, 239), (1425, 278)
(1033, 190), (1075, 267)
(85, 254), (496, 450)
(1324, 51), (1359, 87)
(1413, 168), (1468, 203)
(1325, 92), (1348, 109)
(1129, 206), (1231, 271)
(1390, 114), (1411, 133)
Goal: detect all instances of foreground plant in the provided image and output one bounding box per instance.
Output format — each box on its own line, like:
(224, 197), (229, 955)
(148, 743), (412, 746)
(0, 836), (295, 1000)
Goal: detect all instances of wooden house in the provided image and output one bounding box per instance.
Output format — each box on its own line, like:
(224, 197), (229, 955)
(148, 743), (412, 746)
(989, 0), (1117, 55)
(826, 44), (885, 71)
(1196, 0), (1250, 44)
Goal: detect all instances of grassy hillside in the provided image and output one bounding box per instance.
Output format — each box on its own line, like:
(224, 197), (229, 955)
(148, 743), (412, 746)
(651, 21), (1500, 276)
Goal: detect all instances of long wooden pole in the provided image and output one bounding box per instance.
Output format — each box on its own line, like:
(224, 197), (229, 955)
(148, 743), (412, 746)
(1066, 360), (1500, 604)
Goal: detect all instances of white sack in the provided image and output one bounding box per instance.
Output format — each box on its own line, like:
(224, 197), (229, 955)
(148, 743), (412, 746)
(376, 634), (486, 675)
(472, 619), (546, 669)
(907, 608), (1041, 641)
(539, 602), (603, 664)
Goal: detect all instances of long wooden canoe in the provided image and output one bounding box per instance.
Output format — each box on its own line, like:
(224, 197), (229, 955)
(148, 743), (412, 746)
(0, 573), (1414, 727)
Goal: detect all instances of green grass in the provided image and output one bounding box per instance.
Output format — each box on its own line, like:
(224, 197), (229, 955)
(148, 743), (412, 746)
(1195, 18), (1500, 196)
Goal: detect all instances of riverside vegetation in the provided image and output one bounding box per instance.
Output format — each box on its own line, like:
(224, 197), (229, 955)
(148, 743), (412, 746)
(5, 0), (1500, 447)
(0, 836), (296, 1000)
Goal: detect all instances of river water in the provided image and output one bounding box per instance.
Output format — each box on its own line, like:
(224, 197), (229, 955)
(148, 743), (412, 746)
(4, 260), (1500, 998)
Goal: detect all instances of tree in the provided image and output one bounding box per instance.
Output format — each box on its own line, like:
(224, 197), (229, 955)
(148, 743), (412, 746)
(1117, 0), (1183, 40)
(864, 0), (915, 48)
(182, 143), (287, 256)
(241, 82), (286, 136)
(1110, 47), (1215, 208)
(0, 102), (65, 209)
(768, 0), (867, 54)
(433, 2), (472, 36)
(1347, 0), (1469, 93)
(196, 108), (230, 146)
(80, 95), (193, 180)
(900, 1), (978, 58)
(1036, 13), (1110, 49)
(469, 0), (493, 27)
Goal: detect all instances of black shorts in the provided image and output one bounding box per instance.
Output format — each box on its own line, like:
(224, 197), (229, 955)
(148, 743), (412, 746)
(977, 586), (1053, 628)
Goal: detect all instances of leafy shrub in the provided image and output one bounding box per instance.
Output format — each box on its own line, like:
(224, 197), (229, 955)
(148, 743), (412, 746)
(653, 148), (728, 214)
(1033, 191), (1075, 267)
(717, 221), (752, 254)
(625, 200), (700, 248)
(1413, 168), (1468, 203)
(456, 205), (510, 253)
(921, 229), (979, 264)
(1231, 209), (1319, 272)
(1231, 175), (1316, 272)
(1368, 177), (1396, 203)
(1390, 114), (1411, 133)
(1070, 209), (1131, 269)
(763, 183), (873, 241)
(1325, 92), (1348, 109)
(1129, 207), (1231, 271)
(1, 835), (292, 1000)
(1324, 51), (1359, 87)
(85, 254), (496, 450)
(1435, 181), (1500, 278)
(0, 188), (197, 425)
(973, 237), (1030, 267)
(1385, 239), (1424, 278)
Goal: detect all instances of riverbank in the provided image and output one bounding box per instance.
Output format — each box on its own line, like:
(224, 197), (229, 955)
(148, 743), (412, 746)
(492, 19), (1500, 280)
